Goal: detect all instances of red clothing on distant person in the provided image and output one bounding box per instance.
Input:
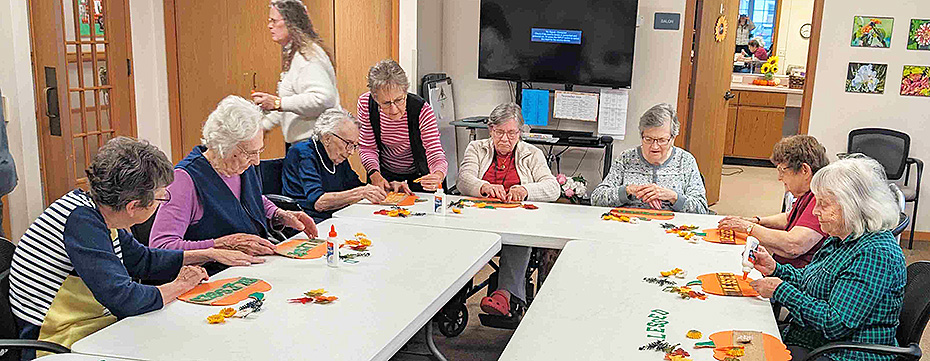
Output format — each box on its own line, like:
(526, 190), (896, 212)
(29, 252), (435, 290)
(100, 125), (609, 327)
(753, 46), (769, 61)
(774, 191), (827, 268)
(481, 152), (521, 190)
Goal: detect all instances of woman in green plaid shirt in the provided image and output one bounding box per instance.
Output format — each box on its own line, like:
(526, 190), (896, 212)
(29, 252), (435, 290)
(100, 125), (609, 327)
(750, 157), (906, 361)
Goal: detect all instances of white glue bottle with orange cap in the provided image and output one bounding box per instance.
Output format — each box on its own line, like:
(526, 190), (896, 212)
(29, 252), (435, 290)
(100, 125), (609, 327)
(741, 236), (760, 280)
(326, 225), (339, 268)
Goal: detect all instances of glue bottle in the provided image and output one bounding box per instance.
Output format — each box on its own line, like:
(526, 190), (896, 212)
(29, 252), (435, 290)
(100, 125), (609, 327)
(434, 188), (447, 216)
(742, 236), (760, 280)
(326, 225), (339, 268)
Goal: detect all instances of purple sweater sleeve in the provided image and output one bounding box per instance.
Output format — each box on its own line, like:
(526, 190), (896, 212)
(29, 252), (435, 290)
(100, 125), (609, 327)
(263, 196), (278, 220)
(149, 169), (216, 250)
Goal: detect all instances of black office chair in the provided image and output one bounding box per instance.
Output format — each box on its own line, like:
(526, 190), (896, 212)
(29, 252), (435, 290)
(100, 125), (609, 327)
(846, 128), (923, 249)
(130, 211), (157, 247)
(0, 238), (71, 360)
(894, 213), (911, 238)
(257, 158), (300, 212)
(803, 261), (930, 360)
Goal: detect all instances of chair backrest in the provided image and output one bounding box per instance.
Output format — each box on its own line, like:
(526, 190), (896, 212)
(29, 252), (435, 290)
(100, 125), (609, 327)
(847, 128), (910, 181)
(890, 184), (906, 212)
(893, 213), (910, 237)
(898, 261), (930, 346)
(129, 210), (158, 247)
(258, 158), (285, 195)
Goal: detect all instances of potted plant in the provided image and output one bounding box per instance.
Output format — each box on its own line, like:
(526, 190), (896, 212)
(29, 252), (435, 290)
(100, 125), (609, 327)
(557, 173), (588, 204)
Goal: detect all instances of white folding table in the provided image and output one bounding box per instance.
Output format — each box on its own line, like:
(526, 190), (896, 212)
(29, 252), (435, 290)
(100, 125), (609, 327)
(71, 218), (501, 361)
(499, 240), (782, 361)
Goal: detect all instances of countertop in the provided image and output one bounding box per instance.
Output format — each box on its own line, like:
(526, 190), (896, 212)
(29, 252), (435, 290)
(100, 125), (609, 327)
(731, 82), (804, 95)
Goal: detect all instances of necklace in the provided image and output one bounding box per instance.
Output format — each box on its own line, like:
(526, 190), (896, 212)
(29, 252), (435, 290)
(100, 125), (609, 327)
(313, 140), (336, 175)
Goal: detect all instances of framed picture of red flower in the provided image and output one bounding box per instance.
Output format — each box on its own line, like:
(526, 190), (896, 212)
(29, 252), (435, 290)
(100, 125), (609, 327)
(901, 65), (930, 97)
(908, 19), (930, 51)
(851, 16), (894, 48)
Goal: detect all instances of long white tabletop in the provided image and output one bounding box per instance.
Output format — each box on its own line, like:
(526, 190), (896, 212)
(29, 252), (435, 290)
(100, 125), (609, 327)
(72, 218), (501, 361)
(334, 193), (739, 249)
(499, 240), (782, 361)
(37, 354), (136, 361)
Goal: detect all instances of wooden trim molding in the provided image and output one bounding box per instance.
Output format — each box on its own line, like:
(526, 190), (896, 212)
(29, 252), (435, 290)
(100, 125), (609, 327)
(675, 0), (697, 147)
(902, 231), (930, 243)
(798, 0), (824, 135)
(391, 0), (399, 60)
(163, 0), (183, 161)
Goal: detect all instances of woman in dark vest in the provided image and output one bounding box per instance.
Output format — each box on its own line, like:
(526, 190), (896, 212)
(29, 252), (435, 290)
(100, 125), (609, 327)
(718, 135), (830, 268)
(150, 95), (318, 260)
(356, 59), (448, 192)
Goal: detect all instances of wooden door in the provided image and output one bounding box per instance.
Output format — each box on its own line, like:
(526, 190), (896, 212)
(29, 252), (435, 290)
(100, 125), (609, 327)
(680, 0), (738, 204)
(29, 0), (136, 204)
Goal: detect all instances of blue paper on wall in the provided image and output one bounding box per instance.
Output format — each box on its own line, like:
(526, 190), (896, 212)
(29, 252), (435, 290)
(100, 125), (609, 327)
(521, 89), (549, 126)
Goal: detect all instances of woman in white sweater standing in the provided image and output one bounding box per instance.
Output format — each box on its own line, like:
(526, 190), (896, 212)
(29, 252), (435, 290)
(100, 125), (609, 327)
(457, 102), (560, 321)
(252, 0), (340, 145)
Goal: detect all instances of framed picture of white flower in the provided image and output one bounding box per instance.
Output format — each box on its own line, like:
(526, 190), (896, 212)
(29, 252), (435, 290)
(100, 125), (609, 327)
(846, 62), (887, 94)
(908, 19), (930, 50)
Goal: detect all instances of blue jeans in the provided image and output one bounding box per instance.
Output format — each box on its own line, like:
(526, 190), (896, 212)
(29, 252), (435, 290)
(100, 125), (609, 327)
(16, 317), (39, 361)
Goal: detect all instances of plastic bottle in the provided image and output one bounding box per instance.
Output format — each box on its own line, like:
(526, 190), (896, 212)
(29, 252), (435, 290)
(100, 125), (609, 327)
(434, 188), (447, 216)
(326, 225), (339, 268)
(742, 236), (760, 280)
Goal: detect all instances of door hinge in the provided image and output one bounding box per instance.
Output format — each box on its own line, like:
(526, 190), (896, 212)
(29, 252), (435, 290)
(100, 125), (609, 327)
(127, 59), (132, 76)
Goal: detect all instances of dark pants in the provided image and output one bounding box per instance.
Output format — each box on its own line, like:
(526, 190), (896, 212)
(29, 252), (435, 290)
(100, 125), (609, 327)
(787, 344), (831, 361)
(16, 317), (38, 361)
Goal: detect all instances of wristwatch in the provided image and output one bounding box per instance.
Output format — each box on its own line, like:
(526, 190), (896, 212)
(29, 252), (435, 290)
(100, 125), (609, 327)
(273, 96), (282, 110)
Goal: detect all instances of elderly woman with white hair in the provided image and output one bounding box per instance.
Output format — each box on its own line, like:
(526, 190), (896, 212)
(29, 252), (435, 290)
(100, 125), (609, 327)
(591, 103), (708, 214)
(357, 59), (448, 193)
(281, 109), (409, 222)
(150, 95), (318, 260)
(750, 157), (905, 361)
(457, 102), (559, 319)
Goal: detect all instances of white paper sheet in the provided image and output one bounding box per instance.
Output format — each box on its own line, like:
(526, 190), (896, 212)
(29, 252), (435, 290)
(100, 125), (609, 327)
(427, 80), (459, 186)
(552, 91), (599, 121)
(596, 88), (628, 139)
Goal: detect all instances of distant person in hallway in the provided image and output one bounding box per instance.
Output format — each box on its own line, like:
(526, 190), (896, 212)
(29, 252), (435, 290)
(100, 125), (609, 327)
(591, 103), (709, 214)
(150, 96), (317, 263)
(718, 135), (829, 268)
(357, 59), (448, 193)
(735, 14), (756, 56)
(252, 0), (340, 146)
(749, 157), (905, 361)
(748, 38), (769, 61)
(457, 103), (560, 320)
(282, 109), (410, 223)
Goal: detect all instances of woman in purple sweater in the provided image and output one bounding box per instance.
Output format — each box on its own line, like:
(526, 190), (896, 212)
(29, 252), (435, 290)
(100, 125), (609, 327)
(150, 96), (319, 256)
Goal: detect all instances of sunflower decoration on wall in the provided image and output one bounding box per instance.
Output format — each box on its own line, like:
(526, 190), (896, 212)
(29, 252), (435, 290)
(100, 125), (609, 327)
(715, 15), (729, 42)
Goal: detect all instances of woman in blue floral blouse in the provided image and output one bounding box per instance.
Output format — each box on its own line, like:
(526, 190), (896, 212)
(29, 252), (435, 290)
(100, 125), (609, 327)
(750, 157), (906, 361)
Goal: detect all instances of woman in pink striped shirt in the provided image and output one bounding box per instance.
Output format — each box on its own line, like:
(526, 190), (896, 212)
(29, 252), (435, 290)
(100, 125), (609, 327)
(357, 59), (448, 192)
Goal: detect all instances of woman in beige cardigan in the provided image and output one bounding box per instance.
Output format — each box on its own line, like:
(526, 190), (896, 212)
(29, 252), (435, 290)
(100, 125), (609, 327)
(457, 102), (559, 320)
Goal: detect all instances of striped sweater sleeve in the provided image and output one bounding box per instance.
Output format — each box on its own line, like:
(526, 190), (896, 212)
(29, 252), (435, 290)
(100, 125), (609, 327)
(417, 103), (449, 175)
(357, 93), (381, 173)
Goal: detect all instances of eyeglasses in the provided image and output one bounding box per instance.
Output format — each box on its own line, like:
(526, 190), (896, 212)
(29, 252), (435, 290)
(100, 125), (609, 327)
(331, 132), (359, 152)
(236, 144), (265, 160)
(376, 94), (406, 109)
(154, 189), (171, 203)
(642, 136), (672, 146)
(268, 17), (285, 25)
(776, 164), (793, 175)
(491, 129), (521, 139)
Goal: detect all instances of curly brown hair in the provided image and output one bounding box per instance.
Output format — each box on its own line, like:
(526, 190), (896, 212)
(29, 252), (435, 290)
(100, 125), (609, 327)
(770, 135), (830, 174)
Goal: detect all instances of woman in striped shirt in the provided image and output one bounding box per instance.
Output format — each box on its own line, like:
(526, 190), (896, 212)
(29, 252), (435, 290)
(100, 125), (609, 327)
(356, 59), (448, 192)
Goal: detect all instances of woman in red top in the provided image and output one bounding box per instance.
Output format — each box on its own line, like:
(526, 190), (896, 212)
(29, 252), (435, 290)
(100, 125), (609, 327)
(718, 135), (830, 268)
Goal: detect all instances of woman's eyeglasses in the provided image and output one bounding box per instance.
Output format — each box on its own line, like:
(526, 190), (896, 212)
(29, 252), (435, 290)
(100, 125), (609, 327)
(642, 136), (672, 146)
(236, 144), (265, 160)
(331, 133), (359, 152)
(491, 129), (520, 139)
(154, 189), (171, 203)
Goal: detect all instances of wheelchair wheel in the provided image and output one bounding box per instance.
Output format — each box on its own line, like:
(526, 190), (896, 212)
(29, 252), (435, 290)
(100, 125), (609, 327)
(436, 302), (468, 337)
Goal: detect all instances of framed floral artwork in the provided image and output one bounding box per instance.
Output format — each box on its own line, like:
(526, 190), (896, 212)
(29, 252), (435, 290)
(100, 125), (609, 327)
(901, 65), (930, 97)
(846, 62), (887, 94)
(850, 16), (894, 48)
(908, 19), (930, 51)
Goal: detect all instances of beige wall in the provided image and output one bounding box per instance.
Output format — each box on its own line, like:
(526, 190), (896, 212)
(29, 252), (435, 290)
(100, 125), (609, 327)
(774, 0), (815, 73)
(808, 0), (930, 233)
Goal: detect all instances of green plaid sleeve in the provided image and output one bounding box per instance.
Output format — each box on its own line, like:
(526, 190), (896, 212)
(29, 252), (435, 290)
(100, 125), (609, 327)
(773, 249), (899, 340)
(772, 262), (804, 284)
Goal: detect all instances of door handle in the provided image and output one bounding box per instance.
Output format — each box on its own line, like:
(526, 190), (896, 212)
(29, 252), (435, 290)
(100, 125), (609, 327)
(252, 72), (257, 90)
(724, 91), (735, 101)
(43, 66), (62, 136)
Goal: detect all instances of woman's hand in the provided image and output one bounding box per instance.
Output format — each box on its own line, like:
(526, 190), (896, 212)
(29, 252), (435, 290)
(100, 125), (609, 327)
(389, 181), (413, 195)
(718, 216), (754, 232)
(637, 184), (678, 204)
(359, 184), (388, 203)
(480, 183), (507, 200)
(209, 249), (265, 266)
(251, 92), (279, 111)
(507, 185), (528, 202)
(174, 265), (209, 289)
(275, 209), (319, 239)
(418, 171), (445, 191)
(369, 172), (391, 191)
(750, 277), (783, 298)
(753, 245), (777, 276)
(214, 233), (276, 255)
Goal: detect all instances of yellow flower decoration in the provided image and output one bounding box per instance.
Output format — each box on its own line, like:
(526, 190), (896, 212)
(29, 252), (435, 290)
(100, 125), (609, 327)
(760, 63), (772, 74)
(771, 65), (779, 74)
(206, 314), (226, 324)
(686, 330), (703, 339)
(305, 288), (327, 297)
(219, 307), (237, 318)
(767, 56), (779, 65)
